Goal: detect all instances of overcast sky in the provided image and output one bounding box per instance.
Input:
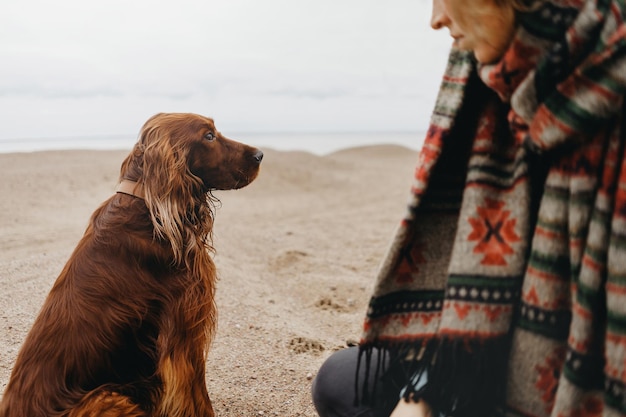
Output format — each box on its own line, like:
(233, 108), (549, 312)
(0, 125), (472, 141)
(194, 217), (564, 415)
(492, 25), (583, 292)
(0, 0), (451, 140)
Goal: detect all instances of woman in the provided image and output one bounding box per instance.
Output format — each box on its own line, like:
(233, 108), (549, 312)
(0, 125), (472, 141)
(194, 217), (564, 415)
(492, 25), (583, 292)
(312, 0), (626, 416)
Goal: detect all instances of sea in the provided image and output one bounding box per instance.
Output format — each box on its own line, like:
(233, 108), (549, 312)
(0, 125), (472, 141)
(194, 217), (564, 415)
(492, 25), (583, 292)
(0, 132), (424, 156)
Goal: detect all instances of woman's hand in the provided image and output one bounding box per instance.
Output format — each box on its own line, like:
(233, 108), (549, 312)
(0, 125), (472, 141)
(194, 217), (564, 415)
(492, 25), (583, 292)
(390, 398), (433, 417)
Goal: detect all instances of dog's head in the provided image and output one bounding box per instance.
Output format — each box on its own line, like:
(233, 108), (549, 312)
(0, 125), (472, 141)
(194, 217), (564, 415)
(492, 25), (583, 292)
(122, 112), (262, 193)
(119, 113), (263, 264)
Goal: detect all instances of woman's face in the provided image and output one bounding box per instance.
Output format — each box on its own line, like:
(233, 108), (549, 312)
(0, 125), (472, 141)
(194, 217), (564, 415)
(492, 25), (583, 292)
(431, 0), (516, 64)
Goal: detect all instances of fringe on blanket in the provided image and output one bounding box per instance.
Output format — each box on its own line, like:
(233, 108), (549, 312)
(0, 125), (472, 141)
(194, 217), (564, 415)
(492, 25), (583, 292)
(357, 335), (513, 416)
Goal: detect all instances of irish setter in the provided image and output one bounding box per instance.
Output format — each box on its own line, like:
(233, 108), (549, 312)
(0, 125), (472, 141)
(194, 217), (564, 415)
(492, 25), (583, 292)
(0, 113), (263, 417)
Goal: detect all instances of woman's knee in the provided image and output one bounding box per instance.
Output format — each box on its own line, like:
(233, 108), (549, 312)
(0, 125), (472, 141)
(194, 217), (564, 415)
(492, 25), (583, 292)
(312, 346), (392, 417)
(312, 347), (362, 416)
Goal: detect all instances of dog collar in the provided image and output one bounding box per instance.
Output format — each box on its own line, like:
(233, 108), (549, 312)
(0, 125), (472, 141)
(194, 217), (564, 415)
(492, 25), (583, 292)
(116, 180), (145, 199)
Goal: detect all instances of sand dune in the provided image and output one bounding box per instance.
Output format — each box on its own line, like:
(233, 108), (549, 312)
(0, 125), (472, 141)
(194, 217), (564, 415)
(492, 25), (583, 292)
(0, 144), (418, 416)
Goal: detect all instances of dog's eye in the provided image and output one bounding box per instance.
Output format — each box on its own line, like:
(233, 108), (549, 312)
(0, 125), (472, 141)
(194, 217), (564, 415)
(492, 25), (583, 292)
(204, 132), (216, 142)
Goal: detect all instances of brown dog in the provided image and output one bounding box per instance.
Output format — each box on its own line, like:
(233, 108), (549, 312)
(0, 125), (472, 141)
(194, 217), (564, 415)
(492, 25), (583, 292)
(0, 113), (263, 417)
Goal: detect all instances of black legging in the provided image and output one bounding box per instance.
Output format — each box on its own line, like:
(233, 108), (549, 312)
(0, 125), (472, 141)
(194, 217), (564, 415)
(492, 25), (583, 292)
(311, 346), (404, 417)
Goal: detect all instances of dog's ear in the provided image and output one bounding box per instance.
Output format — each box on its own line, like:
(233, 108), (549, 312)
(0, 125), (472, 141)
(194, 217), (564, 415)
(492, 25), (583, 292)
(135, 117), (209, 265)
(139, 117), (206, 202)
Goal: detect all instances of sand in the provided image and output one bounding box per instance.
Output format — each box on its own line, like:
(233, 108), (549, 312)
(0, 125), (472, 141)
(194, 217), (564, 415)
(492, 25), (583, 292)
(0, 143), (418, 416)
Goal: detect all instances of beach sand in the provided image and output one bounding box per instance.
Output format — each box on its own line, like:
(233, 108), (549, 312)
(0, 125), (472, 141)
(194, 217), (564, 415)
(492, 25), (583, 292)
(0, 143), (418, 416)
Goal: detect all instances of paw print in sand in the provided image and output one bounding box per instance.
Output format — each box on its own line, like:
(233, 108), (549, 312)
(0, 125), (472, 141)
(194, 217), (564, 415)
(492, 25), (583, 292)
(288, 337), (325, 354)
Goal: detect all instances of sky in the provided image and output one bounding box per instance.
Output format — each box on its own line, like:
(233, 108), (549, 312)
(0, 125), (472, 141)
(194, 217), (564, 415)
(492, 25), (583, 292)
(0, 0), (452, 142)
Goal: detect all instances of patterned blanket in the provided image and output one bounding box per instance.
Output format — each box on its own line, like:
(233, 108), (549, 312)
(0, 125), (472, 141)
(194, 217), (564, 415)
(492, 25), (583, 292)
(359, 0), (626, 416)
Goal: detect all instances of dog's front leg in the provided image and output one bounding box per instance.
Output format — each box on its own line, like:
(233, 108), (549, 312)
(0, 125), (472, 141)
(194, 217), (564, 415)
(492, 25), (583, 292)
(156, 316), (214, 417)
(157, 352), (214, 417)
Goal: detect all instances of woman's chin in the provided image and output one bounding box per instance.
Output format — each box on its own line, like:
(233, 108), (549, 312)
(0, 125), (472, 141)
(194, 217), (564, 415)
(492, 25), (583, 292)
(473, 48), (504, 64)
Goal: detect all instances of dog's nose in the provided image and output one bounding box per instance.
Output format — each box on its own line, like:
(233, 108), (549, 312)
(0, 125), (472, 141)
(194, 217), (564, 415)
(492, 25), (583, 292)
(253, 149), (264, 163)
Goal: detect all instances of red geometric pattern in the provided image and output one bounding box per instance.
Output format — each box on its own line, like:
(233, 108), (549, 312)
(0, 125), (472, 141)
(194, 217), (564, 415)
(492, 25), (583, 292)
(450, 301), (509, 322)
(468, 198), (521, 266)
(535, 346), (566, 415)
(394, 240), (426, 285)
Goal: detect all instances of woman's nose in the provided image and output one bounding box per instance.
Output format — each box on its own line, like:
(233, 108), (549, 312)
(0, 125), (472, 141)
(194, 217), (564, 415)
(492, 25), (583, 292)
(430, 0), (450, 30)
